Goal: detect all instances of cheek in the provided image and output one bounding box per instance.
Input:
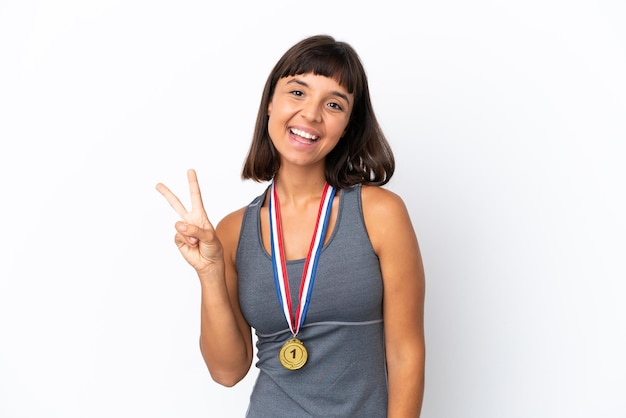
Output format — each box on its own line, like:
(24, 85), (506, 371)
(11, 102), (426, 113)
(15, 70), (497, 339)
(336, 119), (351, 138)
(266, 114), (283, 143)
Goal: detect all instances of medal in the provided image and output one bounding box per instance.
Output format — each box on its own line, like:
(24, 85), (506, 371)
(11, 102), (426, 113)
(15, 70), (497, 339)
(278, 338), (308, 370)
(269, 181), (336, 371)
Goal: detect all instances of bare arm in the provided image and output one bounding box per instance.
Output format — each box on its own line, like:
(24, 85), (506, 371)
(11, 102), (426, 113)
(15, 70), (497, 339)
(156, 169), (253, 386)
(362, 186), (426, 417)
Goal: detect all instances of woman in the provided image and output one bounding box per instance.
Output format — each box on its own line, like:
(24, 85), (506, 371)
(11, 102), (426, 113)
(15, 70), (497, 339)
(156, 34), (425, 417)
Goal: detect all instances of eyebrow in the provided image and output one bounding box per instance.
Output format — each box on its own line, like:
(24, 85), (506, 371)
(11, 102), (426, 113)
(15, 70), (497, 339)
(286, 78), (351, 106)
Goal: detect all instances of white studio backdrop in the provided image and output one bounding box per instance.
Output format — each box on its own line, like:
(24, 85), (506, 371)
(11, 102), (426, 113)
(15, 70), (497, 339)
(1, 1), (624, 417)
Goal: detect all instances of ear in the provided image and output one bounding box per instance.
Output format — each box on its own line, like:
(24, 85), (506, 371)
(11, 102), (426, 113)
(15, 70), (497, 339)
(267, 102), (272, 116)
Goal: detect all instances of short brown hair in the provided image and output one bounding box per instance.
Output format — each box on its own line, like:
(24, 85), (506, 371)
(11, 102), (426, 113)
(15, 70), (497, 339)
(241, 35), (395, 189)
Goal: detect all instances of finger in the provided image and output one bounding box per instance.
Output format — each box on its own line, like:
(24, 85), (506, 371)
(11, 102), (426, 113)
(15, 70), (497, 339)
(187, 169), (207, 213)
(156, 182), (189, 218)
(176, 220), (216, 244)
(174, 230), (198, 248)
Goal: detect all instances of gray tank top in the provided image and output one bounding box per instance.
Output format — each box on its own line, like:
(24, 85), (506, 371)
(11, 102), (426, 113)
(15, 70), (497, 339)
(237, 184), (387, 417)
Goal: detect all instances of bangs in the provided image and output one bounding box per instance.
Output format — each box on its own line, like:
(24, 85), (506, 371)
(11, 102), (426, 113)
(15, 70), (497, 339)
(275, 41), (363, 96)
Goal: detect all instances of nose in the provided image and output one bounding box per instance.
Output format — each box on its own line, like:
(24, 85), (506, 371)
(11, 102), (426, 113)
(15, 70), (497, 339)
(300, 100), (322, 122)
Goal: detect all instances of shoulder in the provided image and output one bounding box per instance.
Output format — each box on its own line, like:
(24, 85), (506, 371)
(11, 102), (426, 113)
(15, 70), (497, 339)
(360, 185), (414, 252)
(216, 189), (266, 240)
(216, 188), (268, 259)
(360, 184), (409, 219)
(216, 206), (248, 263)
(216, 206), (247, 234)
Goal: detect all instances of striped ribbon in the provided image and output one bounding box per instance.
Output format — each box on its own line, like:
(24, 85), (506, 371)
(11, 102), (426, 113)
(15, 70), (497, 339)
(269, 181), (336, 337)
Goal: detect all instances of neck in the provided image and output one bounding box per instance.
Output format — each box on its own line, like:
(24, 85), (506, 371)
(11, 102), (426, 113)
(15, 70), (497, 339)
(273, 168), (328, 206)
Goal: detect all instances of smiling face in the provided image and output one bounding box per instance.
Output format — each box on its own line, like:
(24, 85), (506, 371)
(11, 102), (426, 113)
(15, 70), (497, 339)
(267, 73), (354, 172)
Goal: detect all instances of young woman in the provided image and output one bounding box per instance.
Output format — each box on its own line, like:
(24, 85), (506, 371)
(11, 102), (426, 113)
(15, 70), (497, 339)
(156, 34), (425, 417)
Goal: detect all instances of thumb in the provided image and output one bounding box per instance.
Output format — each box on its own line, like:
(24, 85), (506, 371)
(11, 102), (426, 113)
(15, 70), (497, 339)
(175, 221), (216, 245)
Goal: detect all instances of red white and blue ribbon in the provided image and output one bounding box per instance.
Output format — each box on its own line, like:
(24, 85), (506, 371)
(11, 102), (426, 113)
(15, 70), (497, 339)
(269, 181), (336, 337)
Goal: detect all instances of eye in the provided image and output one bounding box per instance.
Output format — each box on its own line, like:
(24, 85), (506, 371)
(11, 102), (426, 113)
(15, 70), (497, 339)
(289, 90), (304, 97)
(328, 102), (344, 111)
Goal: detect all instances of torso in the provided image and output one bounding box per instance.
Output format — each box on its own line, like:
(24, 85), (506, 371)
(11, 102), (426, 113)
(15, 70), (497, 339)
(234, 184), (388, 417)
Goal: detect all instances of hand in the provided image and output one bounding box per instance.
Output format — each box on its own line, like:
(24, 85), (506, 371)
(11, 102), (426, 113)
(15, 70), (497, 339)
(156, 169), (224, 274)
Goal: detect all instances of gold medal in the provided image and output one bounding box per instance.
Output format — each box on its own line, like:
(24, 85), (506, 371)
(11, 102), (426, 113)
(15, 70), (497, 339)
(278, 338), (308, 370)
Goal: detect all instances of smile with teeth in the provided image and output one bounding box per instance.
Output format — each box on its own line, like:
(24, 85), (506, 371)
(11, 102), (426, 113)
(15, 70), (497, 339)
(290, 128), (319, 143)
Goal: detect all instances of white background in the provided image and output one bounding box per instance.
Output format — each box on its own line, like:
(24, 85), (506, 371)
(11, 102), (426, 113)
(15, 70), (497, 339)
(1, 1), (624, 417)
